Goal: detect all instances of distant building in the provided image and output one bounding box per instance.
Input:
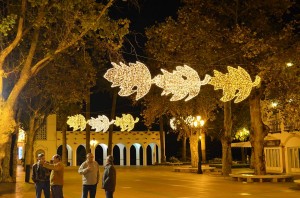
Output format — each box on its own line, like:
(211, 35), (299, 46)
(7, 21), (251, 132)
(261, 101), (300, 174)
(19, 114), (163, 166)
(232, 101), (300, 174)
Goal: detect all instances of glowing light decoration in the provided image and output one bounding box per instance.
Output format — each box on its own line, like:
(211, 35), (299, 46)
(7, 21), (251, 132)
(104, 61), (152, 100)
(185, 115), (197, 126)
(170, 117), (179, 130)
(209, 66), (261, 103)
(170, 116), (198, 130)
(153, 65), (211, 101)
(67, 114), (87, 131)
(104, 61), (260, 103)
(87, 115), (115, 132)
(234, 128), (250, 142)
(114, 114), (139, 131)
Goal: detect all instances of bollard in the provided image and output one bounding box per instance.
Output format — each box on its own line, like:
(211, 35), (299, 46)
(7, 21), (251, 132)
(25, 164), (31, 182)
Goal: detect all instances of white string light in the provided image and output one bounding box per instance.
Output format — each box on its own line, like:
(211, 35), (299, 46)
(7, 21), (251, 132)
(87, 115), (115, 133)
(153, 65), (211, 101)
(104, 62), (260, 103)
(104, 61), (152, 100)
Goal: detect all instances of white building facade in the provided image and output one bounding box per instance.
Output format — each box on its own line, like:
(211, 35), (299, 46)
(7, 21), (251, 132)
(31, 114), (163, 166)
(262, 103), (300, 174)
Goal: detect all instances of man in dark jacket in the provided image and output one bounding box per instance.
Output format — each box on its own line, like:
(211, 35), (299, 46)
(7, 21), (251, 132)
(102, 155), (116, 198)
(32, 153), (51, 198)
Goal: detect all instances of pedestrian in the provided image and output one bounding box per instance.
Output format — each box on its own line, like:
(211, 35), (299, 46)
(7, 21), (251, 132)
(102, 155), (116, 198)
(32, 153), (51, 198)
(43, 154), (64, 198)
(78, 153), (100, 198)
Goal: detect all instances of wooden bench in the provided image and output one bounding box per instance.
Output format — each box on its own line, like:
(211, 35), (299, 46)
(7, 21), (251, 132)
(229, 173), (293, 183)
(294, 179), (300, 186)
(174, 166), (215, 173)
(169, 162), (184, 166)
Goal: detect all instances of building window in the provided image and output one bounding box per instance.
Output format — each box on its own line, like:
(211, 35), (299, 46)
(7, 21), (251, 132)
(265, 148), (281, 168)
(269, 120), (280, 133)
(288, 147), (300, 169)
(35, 119), (47, 140)
(269, 112), (281, 133)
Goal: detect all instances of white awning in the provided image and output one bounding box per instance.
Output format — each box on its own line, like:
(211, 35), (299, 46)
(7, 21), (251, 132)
(231, 141), (251, 148)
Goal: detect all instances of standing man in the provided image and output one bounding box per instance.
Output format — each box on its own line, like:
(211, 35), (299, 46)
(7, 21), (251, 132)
(102, 155), (116, 198)
(32, 153), (51, 198)
(78, 153), (100, 198)
(43, 154), (64, 198)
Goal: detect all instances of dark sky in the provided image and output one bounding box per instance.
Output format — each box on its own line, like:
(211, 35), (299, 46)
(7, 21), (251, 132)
(110, 0), (181, 62)
(91, 0), (181, 118)
(90, 0), (183, 159)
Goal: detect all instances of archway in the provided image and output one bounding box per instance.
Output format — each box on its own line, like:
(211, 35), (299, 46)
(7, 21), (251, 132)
(113, 146), (120, 165)
(130, 145), (136, 165)
(130, 143), (143, 166)
(147, 144), (159, 165)
(147, 146), (152, 165)
(95, 145), (104, 165)
(76, 145), (86, 166)
(57, 145), (73, 166)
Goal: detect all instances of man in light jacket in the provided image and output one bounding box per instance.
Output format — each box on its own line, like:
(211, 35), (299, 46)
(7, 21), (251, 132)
(43, 154), (64, 198)
(78, 153), (100, 198)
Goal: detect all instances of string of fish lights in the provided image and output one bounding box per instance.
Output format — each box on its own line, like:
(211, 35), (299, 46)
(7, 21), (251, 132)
(104, 62), (261, 103)
(67, 114), (138, 132)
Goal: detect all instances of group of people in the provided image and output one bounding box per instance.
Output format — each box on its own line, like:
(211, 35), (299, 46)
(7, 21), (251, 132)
(32, 153), (116, 198)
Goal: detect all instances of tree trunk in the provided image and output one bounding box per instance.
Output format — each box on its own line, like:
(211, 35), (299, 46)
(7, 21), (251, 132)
(159, 116), (166, 163)
(0, 104), (17, 182)
(12, 133), (18, 182)
(62, 122), (68, 166)
(189, 132), (198, 168)
(108, 89), (117, 155)
(222, 101), (232, 176)
(1, 134), (13, 183)
(182, 136), (187, 162)
(24, 117), (35, 182)
(249, 90), (268, 175)
(85, 91), (91, 154)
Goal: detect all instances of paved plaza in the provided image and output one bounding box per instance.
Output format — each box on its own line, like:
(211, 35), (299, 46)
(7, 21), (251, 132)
(1, 165), (300, 198)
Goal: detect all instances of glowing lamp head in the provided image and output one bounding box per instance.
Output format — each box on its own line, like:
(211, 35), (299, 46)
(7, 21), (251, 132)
(193, 121), (198, 127)
(200, 120), (205, 126)
(271, 102), (278, 108)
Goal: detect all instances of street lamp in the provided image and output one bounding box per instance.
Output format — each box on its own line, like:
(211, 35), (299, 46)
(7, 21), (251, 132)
(193, 116), (205, 174)
(90, 139), (98, 148)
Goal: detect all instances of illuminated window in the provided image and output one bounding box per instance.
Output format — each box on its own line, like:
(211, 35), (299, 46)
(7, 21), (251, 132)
(36, 119), (47, 140)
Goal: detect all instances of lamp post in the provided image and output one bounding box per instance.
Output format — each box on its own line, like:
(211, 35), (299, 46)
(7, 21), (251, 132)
(90, 139), (98, 155)
(193, 116), (205, 174)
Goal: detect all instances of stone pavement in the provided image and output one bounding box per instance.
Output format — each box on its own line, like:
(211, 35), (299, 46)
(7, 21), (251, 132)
(0, 165), (300, 198)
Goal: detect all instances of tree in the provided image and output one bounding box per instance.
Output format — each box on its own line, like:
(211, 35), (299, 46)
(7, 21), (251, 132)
(142, 86), (219, 167)
(18, 48), (96, 181)
(195, 0), (299, 174)
(0, 0), (129, 182)
(144, 2), (221, 167)
(144, 0), (299, 175)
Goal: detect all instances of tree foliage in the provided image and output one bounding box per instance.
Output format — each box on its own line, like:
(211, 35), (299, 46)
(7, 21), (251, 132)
(0, 0), (129, 182)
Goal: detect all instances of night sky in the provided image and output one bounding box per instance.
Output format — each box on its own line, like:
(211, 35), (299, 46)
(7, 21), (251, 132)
(91, 0), (182, 119)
